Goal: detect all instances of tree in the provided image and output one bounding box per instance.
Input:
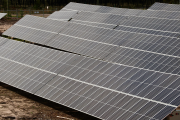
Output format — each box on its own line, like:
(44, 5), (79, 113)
(34, 0), (41, 10)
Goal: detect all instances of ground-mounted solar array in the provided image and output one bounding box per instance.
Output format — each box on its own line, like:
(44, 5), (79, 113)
(43, 2), (180, 39)
(2, 2), (180, 120)
(62, 2), (144, 16)
(70, 11), (180, 38)
(48, 2), (180, 38)
(4, 15), (180, 58)
(0, 36), (178, 120)
(63, 2), (180, 20)
(61, 2), (180, 21)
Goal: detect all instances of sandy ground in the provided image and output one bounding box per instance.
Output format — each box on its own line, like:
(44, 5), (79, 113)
(0, 18), (17, 35)
(0, 82), (98, 120)
(0, 18), (99, 120)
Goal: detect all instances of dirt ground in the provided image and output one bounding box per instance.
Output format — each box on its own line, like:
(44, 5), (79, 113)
(0, 18), (18, 35)
(0, 18), (99, 120)
(0, 82), (99, 120)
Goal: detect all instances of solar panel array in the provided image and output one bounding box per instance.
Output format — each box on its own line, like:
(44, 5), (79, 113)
(63, 2), (180, 20)
(0, 13), (7, 19)
(48, 3), (180, 38)
(115, 16), (180, 38)
(3, 15), (180, 72)
(148, 2), (180, 12)
(0, 37), (178, 120)
(2, 2), (180, 120)
(47, 11), (78, 21)
(48, 2), (180, 38)
(70, 11), (180, 38)
(3, 15), (69, 44)
(62, 2), (143, 16)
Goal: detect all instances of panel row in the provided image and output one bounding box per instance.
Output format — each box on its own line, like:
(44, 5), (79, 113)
(71, 19), (117, 29)
(15, 15), (69, 33)
(4, 15), (180, 68)
(139, 10), (180, 20)
(148, 2), (180, 12)
(58, 22), (180, 57)
(71, 11), (179, 37)
(0, 38), (180, 107)
(36, 74), (175, 120)
(119, 16), (180, 33)
(0, 38), (177, 120)
(115, 25), (179, 38)
(72, 11), (180, 34)
(64, 2), (180, 20)
(105, 46), (180, 75)
(3, 25), (57, 44)
(46, 32), (180, 75)
(4, 16), (180, 68)
(0, 58), (56, 94)
(63, 2), (143, 16)
(0, 39), (79, 74)
(0, 58), (173, 120)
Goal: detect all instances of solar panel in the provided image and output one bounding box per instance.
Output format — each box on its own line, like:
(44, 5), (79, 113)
(0, 13), (7, 19)
(72, 11), (127, 25)
(69, 11), (179, 37)
(0, 37), (178, 120)
(63, 2), (180, 20)
(75, 11), (179, 33)
(2, 2), (180, 119)
(44, 32), (180, 76)
(3, 25), (57, 44)
(70, 19), (117, 29)
(15, 15), (69, 33)
(63, 2), (143, 16)
(138, 10), (180, 20)
(148, 2), (180, 12)
(61, 2), (180, 21)
(119, 16), (180, 33)
(115, 25), (179, 38)
(7, 13), (177, 44)
(47, 11), (78, 21)
(3, 15), (180, 77)
(55, 23), (180, 57)
(4, 15), (180, 58)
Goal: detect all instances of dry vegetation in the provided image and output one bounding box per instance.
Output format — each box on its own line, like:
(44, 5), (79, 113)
(0, 18), (18, 35)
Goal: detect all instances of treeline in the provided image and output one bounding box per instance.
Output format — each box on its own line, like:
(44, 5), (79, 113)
(0, 0), (179, 10)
